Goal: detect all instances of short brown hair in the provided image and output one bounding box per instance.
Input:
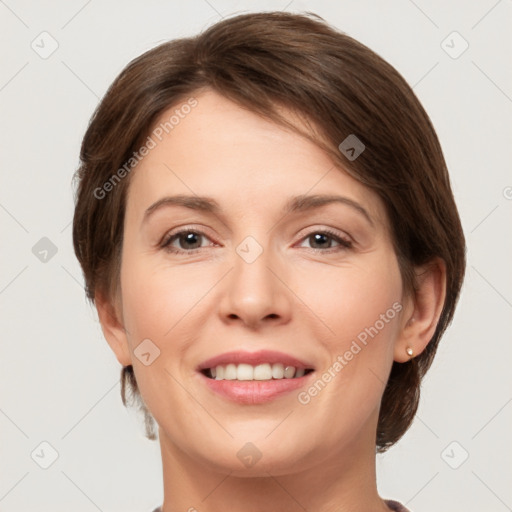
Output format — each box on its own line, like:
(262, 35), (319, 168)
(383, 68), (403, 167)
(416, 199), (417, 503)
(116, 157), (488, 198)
(72, 11), (466, 451)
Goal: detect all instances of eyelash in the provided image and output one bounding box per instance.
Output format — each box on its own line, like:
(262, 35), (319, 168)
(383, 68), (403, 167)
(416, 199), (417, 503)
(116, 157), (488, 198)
(160, 227), (353, 255)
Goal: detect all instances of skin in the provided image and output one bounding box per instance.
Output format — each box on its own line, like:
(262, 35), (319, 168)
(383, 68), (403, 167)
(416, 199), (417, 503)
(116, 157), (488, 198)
(97, 89), (446, 512)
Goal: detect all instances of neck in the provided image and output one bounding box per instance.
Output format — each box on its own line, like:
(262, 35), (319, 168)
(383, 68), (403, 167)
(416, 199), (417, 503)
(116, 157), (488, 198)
(157, 411), (391, 512)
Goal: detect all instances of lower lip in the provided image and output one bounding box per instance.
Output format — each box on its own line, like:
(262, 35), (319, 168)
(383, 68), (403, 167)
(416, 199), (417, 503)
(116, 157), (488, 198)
(199, 372), (314, 404)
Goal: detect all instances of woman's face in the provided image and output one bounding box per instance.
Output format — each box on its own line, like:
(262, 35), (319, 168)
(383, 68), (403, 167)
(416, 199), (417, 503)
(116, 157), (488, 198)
(110, 89), (409, 475)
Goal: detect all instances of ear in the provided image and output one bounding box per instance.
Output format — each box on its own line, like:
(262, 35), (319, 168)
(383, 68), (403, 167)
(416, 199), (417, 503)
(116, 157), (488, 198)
(95, 290), (132, 367)
(394, 257), (447, 362)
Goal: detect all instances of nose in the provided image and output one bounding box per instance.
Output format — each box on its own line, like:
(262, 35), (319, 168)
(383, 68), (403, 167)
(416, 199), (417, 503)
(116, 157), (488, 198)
(217, 245), (292, 330)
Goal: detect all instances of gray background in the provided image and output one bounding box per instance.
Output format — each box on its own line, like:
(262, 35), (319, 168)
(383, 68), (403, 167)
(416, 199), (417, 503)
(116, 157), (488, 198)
(1, 1), (511, 511)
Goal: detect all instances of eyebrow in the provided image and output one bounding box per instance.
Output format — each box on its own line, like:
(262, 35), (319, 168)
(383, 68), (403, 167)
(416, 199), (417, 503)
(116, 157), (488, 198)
(143, 193), (375, 227)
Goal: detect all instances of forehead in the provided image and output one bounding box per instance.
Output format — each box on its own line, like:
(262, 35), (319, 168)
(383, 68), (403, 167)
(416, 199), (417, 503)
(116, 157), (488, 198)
(125, 90), (386, 227)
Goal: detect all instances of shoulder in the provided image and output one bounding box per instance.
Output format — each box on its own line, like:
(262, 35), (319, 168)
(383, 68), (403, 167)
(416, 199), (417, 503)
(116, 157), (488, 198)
(385, 499), (412, 511)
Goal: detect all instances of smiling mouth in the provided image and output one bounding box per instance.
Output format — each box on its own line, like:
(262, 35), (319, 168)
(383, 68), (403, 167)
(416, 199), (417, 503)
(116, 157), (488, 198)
(201, 363), (315, 381)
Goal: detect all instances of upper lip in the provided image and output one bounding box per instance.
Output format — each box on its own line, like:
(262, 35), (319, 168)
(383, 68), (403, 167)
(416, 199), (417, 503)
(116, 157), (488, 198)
(197, 350), (315, 371)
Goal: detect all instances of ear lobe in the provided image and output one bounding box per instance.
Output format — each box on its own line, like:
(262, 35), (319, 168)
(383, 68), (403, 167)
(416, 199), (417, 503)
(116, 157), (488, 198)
(95, 291), (132, 367)
(394, 257), (447, 363)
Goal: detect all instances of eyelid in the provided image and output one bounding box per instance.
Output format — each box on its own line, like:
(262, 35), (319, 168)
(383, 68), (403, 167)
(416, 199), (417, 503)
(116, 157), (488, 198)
(160, 224), (354, 254)
(160, 225), (218, 251)
(294, 227), (353, 251)
(294, 225), (353, 244)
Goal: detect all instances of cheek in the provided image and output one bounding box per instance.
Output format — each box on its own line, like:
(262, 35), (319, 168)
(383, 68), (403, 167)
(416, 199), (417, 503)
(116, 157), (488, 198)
(295, 259), (402, 434)
(120, 255), (214, 342)
(118, 256), (204, 413)
(297, 255), (403, 349)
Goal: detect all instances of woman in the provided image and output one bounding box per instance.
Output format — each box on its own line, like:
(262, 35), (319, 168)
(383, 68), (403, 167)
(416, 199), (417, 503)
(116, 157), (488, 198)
(72, 11), (466, 512)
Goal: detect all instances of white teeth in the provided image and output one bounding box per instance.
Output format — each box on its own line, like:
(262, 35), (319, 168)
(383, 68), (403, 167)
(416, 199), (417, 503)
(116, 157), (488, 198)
(283, 366), (296, 378)
(271, 363), (284, 379)
(237, 363), (253, 381)
(224, 363), (237, 380)
(211, 363), (310, 381)
(253, 363), (272, 380)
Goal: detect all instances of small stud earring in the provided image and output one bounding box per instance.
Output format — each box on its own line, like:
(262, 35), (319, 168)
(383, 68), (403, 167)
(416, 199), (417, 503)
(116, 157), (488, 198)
(406, 347), (414, 357)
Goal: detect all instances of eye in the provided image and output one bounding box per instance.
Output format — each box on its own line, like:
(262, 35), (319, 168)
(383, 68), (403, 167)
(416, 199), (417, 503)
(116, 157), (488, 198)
(298, 229), (353, 252)
(160, 227), (353, 255)
(161, 229), (214, 254)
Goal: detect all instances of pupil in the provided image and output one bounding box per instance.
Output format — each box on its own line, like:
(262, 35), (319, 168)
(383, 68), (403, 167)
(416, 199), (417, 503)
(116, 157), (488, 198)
(181, 232), (201, 249)
(311, 233), (329, 248)
(179, 233), (332, 250)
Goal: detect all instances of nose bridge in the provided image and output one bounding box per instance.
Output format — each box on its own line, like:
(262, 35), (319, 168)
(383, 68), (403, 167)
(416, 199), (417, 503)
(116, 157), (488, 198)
(218, 233), (291, 327)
